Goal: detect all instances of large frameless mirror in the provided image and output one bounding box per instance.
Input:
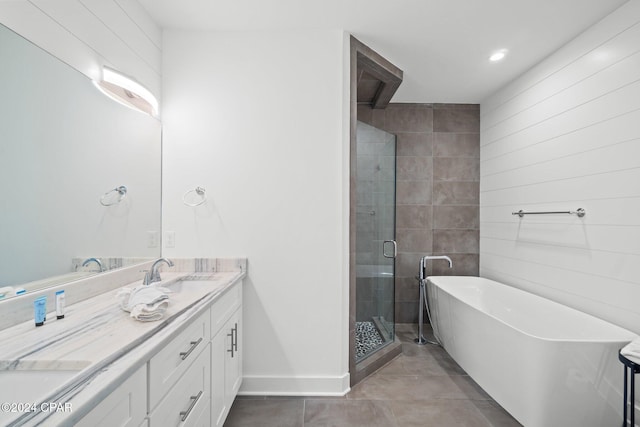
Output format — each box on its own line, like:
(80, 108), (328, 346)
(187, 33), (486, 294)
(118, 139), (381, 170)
(0, 22), (161, 300)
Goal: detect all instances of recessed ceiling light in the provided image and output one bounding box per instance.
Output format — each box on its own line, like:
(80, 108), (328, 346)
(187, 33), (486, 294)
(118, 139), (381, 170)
(489, 50), (507, 62)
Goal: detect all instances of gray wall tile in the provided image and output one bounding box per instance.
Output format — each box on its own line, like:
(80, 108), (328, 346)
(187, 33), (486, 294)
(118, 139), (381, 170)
(433, 157), (480, 182)
(357, 103), (479, 325)
(433, 181), (480, 205)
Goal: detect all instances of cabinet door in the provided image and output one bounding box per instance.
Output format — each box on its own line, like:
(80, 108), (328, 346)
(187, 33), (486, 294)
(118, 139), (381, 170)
(75, 365), (146, 427)
(211, 307), (243, 427)
(211, 323), (228, 427)
(225, 307), (242, 402)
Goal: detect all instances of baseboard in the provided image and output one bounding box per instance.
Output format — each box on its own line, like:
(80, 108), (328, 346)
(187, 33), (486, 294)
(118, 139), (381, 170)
(238, 373), (351, 396)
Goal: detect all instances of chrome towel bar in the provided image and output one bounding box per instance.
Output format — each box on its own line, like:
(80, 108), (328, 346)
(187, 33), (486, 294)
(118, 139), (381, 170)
(512, 208), (585, 218)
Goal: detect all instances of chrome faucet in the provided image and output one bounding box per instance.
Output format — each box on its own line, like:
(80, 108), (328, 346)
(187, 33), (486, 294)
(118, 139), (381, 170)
(143, 258), (174, 285)
(419, 255), (452, 281)
(81, 257), (104, 272)
(416, 255), (453, 346)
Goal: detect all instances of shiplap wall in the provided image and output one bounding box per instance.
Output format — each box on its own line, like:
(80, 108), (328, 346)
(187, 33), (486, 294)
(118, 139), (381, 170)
(0, 0), (161, 98)
(480, 0), (640, 334)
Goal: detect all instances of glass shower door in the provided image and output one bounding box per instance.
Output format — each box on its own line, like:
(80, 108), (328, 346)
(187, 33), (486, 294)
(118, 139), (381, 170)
(355, 121), (396, 362)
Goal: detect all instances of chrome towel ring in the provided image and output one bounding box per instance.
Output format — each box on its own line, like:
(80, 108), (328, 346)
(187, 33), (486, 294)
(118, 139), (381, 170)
(100, 185), (127, 206)
(183, 187), (206, 207)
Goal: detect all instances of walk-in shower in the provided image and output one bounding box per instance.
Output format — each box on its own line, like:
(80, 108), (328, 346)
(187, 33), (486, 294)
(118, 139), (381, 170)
(355, 121), (396, 362)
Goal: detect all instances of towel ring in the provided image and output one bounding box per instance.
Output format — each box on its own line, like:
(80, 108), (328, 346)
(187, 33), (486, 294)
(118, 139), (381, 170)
(183, 187), (206, 207)
(100, 185), (127, 206)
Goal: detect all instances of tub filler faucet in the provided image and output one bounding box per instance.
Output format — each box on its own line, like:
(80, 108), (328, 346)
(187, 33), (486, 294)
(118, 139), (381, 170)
(415, 255), (452, 346)
(143, 258), (174, 286)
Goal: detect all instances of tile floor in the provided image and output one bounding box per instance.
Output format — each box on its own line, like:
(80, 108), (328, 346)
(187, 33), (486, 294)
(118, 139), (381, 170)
(225, 324), (521, 426)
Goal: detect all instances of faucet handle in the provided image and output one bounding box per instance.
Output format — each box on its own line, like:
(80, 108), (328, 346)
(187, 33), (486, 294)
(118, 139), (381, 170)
(142, 270), (151, 286)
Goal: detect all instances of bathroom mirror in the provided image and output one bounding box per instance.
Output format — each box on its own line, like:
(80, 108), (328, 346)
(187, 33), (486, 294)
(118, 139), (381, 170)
(0, 23), (161, 297)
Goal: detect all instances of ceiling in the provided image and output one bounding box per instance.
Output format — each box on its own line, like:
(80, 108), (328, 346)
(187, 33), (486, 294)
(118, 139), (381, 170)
(139, 0), (630, 103)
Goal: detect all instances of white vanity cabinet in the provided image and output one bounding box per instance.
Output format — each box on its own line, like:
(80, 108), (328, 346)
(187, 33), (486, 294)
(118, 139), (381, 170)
(149, 343), (211, 427)
(75, 365), (147, 427)
(60, 278), (243, 427)
(211, 283), (243, 426)
(148, 309), (211, 410)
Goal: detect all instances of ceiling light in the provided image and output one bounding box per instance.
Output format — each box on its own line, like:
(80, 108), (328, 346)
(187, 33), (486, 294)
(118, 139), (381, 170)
(94, 66), (159, 117)
(489, 50), (507, 62)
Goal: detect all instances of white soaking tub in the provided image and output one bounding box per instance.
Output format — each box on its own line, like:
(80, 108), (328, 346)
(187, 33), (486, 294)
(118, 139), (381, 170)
(426, 276), (637, 427)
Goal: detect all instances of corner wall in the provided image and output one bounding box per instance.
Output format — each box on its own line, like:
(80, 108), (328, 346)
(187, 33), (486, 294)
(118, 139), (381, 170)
(480, 0), (640, 334)
(161, 29), (350, 395)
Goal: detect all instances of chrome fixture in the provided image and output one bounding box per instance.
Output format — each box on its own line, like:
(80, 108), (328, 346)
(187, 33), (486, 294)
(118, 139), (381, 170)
(415, 255), (452, 346)
(100, 185), (127, 206)
(512, 208), (585, 218)
(383, 240), (397, 259)
(183, 186), (207, 207)
(143, 258), (174, 285)
(81, 257), (104, 272)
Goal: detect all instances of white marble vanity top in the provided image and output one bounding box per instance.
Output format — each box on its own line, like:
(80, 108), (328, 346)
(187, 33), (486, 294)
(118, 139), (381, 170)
(0, 267), (245, 426)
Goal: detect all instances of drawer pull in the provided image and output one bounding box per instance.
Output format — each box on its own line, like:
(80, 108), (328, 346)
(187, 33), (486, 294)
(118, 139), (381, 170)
(179, 390), (203, 422)
(227, 323), (238, 358)
(179, 337), (203, 360)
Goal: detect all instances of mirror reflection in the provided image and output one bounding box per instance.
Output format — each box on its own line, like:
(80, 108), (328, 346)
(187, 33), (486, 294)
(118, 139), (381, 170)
(0, 23), (162, 299)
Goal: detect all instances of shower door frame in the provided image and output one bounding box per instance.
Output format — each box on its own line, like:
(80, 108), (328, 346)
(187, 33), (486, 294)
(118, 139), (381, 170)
(349, 36), (403, 386)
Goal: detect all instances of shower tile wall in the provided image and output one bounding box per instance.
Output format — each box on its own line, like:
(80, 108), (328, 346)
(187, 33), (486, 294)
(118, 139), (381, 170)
(358, 103), (480, 323)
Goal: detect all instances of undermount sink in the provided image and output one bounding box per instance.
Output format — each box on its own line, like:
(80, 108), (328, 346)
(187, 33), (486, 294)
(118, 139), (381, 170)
(0, 369), (83, 423)
(0, 366), (87, 400)
(159, 276), (220, 293)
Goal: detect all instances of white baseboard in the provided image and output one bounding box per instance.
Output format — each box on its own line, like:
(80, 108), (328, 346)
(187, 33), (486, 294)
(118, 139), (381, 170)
(238, 373), (351, 396)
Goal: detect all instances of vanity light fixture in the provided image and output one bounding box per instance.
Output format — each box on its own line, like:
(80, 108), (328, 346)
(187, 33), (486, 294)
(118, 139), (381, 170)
(94, 66), (159, 117)
(489, 49), (508, 62)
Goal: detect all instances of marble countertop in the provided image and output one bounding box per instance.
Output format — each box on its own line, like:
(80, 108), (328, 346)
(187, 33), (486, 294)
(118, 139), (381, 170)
(0, 269), (245, 426)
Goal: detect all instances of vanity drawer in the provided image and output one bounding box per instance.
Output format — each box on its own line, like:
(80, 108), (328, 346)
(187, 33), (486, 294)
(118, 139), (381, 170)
(149, 343), (211, 427)
(149, 309), (210, 410)
(211, 281), (242, 338)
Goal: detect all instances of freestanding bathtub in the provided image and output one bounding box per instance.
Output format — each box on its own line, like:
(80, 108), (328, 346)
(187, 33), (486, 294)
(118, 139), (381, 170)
(426, 276), (638, 427)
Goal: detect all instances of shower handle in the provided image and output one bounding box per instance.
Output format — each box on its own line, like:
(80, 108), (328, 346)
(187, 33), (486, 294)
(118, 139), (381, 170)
(383, 240), (397, 258)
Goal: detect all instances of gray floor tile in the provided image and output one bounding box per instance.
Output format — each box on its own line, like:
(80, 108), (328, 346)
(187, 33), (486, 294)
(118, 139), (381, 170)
(225, 323), (521, 426)
(388, 399), (492, 427)
(224, 398), (304, 427)
(304, 399), (398, 427)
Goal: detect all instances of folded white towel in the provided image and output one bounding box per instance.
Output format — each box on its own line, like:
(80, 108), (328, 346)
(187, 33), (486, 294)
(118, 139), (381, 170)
(621, 338), (640, 364)
(116, 286), (170, 322)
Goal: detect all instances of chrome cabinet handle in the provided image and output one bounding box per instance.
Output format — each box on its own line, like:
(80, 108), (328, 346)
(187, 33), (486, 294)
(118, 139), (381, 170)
(383, 240), (397, 258)
(227, 323), (238, 358)
(227, 329), (234, 358)
(233, 322), (238, 352)
(179, 337), (203, 360)
(179, 390), (203, 422)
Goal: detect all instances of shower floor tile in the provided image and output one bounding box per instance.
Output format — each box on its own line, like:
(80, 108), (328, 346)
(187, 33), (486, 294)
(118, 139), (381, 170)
(355, 321), (385, 360)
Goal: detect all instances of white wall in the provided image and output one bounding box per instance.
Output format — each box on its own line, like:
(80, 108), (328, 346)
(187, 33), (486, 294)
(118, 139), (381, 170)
(480, 0), (640, 334)
(0, 0), (161, 98)
(162, 29), (351, 395)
